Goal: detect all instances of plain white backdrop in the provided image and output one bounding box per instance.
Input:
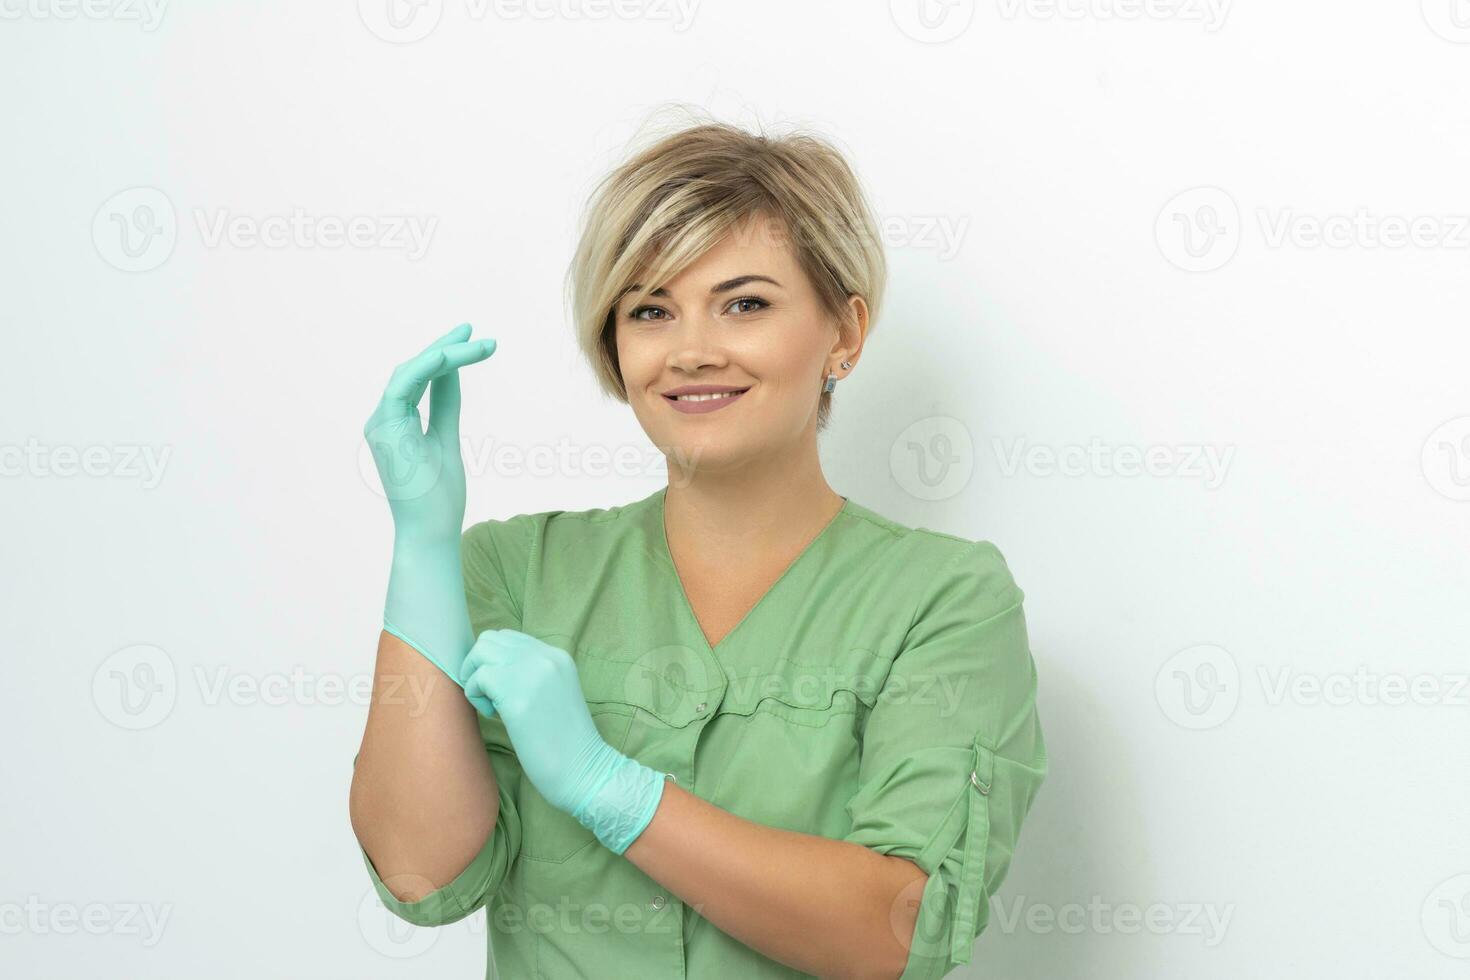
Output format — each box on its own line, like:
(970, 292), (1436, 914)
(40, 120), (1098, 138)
(2, 1), (1468, 977)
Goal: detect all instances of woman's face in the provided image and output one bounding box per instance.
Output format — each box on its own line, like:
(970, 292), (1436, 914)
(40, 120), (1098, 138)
(613, 211), (863, 482)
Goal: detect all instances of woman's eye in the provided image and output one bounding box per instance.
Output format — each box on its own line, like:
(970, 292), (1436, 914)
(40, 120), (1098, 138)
(627, 297), (767, 321)
(728, 296), (768, 315)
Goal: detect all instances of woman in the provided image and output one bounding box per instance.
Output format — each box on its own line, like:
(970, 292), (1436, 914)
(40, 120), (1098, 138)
(349, 118), (1047, 979)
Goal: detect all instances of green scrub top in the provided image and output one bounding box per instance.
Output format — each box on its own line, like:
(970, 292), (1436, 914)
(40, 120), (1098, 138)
(359, 485), (1047, 979)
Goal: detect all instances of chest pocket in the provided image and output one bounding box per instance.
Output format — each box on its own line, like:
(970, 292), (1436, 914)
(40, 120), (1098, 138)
(700, 658), (883, 838)
(714, 653), (883, 728)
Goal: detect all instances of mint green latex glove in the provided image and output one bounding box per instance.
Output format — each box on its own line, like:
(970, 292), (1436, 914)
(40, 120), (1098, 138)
(458, 630), (667, 856)
(363, 323), (497, 684)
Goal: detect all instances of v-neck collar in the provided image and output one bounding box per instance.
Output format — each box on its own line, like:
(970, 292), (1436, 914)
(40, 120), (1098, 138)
(651, 485), (852, 656)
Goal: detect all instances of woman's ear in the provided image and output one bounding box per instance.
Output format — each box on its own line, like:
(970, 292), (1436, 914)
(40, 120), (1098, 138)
(832, 294), (869, 367)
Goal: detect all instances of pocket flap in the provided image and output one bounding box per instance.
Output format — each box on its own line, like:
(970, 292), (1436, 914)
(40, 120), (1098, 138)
(570, 640), (727, 730)
(717, 650), (887, 719)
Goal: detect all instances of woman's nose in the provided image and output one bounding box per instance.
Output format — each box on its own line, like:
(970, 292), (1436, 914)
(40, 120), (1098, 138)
(665, 317), (728, 371)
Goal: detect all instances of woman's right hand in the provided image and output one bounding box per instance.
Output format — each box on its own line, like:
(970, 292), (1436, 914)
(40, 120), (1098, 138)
(363, 322), (496, 547)
(364, 323), (497, 681)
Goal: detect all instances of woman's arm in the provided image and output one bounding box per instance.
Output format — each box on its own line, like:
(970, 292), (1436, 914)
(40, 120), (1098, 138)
(457, 628), (928, 979)
(349, 631), (499, 901)
(625, 783), (926, 980)
(349, 323), (502, 901)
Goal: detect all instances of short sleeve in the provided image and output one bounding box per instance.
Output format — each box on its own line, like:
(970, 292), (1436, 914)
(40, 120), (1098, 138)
(355, 515), (536, 926)
(844, 541), (1047, 979)
(356, 754), (523, 926)
(462, 513), (535, 635)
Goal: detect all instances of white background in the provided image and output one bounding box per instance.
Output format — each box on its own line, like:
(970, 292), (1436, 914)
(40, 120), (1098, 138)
(2, 1), (1469, 977)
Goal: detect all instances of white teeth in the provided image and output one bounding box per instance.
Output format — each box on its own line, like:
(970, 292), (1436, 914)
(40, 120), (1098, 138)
(673, 390), (744, 402)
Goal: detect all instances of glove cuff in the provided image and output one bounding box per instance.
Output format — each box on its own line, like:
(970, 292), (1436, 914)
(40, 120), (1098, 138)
(382, 539), (474, 684)
(571, 750), (667, 856)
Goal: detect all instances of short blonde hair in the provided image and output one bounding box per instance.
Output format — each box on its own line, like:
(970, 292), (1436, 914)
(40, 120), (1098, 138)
(565, 108), (886, 432)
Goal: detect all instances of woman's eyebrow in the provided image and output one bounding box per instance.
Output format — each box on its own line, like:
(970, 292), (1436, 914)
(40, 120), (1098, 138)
(620, 274), (784, 302)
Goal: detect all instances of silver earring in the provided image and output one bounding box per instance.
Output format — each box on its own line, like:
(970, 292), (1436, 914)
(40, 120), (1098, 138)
(822, 361), (852, 394)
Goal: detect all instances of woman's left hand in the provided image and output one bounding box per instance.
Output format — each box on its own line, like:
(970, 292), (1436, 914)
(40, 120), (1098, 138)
(457, 630), (619, 813)
(459, 630), (668, 854)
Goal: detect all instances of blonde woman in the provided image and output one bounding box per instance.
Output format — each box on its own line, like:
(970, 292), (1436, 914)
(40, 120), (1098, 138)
(350, 114), (1047, 979)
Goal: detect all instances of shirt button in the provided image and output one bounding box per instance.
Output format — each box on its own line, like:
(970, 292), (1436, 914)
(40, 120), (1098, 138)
(650, 895), (666, 910)
(694, 701), (707, 713)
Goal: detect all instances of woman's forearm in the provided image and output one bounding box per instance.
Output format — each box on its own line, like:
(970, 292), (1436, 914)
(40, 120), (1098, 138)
(349, 630), (499, 902)
(624, 782), (926, 980)
(353, 325), (503, 902)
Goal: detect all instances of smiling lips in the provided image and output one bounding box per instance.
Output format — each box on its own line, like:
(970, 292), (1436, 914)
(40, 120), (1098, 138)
(663, 386), (751, 415)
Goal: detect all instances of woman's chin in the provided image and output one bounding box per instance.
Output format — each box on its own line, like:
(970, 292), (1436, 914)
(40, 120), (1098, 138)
(659, 436), (757, 482)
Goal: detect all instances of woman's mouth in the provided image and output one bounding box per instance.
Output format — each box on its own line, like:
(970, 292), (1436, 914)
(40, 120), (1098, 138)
(663, 387), (751, 415)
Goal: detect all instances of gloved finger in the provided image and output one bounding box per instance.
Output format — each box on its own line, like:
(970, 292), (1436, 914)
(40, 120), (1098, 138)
(364, 350), (443, 435)
(382, 341), (496, 412)
(456, 629), (517, 688)
(462, 662), (510, 714)
(428, 336), (495, 447)
(465, 687), (497, 719)
(363, 327), (480, 435)
(427, 369), (462, 448)
(417, 322), (473, 356)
